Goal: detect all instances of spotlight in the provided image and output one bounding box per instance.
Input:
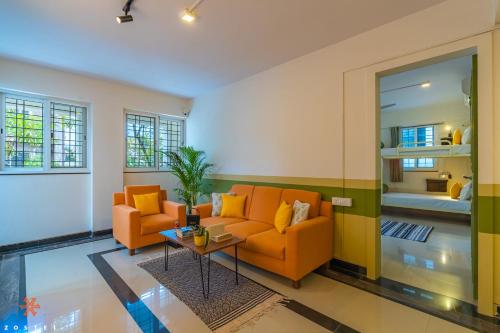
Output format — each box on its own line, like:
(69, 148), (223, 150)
(116, 15), (133, 23)
(117, 0), (134, 24)
(420, 81), (431, 88)
(181, 9), (196, 23)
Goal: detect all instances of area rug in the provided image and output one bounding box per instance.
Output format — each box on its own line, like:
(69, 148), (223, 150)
(381, 220), (433, 242)
(138, 249), (283, 333)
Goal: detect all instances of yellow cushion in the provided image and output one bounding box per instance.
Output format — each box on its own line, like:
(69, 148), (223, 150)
(450, 182), (462, 199)
(452, 129), (462, 145)
(274, 201), (293, 234)
(133, 192), (160, 216)
(220, 194), (247, 218)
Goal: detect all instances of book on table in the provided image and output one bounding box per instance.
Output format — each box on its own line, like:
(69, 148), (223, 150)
(176, 226), (193, 239)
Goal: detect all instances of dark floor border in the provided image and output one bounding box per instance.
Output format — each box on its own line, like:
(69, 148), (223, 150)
(330, 258), (367, 276)
(88, 248), (169, 333)
(319, 267), (500, 333)
(90, 247), (359, 333)
(0, 229), (113, 255)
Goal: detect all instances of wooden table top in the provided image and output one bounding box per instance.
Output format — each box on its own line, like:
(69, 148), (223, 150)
(160, 229), (244, 256)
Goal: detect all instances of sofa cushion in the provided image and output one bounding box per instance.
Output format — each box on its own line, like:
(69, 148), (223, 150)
(281, 189), (321, 218)
(230, 185), (255, 217)
(140, 214), (176, 235)
(220, 194), (247, 218)
(125, 185), (162, 209)
(225, 220), (273, 243)
(200, 216), (246, 228)
(133, 192), (160, 216)
(246, 229), (286, 260)
(248, 186), (283, 224)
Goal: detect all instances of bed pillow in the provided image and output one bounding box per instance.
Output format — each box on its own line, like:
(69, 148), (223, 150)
(211, 192), (235, 216)
(449, 182), (462, 199)
(462, 127), (472, 145)
(459, 182), (472, 201)
(291, 200), (311, 225)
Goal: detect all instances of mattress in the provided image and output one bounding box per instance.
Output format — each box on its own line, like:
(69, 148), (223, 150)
(382, 192), (471, 214)
(381, 144), (471, 159)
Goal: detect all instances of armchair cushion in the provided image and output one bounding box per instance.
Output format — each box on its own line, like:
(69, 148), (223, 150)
(140, 214), (177, 235)
(133, 192), (160, 216)
(125, 185), (162, 208)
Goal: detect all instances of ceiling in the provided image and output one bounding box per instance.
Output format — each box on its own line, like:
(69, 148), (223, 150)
(380, 55), (472, 112)
(0, 0), (447, 97)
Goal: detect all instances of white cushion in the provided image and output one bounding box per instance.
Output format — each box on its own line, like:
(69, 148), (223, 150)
(462, 127), (472, 144)
(211, 192), (235, 216)
(459, 181), (472, 201)
(291, 200), (310, 225)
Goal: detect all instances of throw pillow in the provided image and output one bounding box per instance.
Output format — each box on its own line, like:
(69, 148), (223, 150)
(462, 127), (472, 144)
(211, 192), (235, 216)
(452, 128), (462, 145)
(133, 192), (160, 216)
(449, 182), (462, 199)
(220, 194), (247, 218)
(291, 200), (310, 226)
(274, 201), (293, 234)
(459, 181), (473, 201)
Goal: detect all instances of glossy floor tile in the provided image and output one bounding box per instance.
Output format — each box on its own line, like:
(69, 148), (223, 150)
(0, 237), (486, 333)
(381, 213), (473, 304)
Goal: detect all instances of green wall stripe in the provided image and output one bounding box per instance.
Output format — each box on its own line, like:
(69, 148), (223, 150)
(203, 178), (381, 218)
(477, 196), (500, 234)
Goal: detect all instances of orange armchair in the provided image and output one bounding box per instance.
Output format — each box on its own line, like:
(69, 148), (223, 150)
(112, 185), (186, 255)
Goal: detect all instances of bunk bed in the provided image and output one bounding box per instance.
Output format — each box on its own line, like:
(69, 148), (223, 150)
(381, 142), (472, 220)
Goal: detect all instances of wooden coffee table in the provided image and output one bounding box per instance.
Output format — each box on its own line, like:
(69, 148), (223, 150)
(160, 229), (244, 299)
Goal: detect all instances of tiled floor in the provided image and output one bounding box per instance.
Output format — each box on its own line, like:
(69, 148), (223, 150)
(0, 237), (483, 333)
(381, 213), (473, 304)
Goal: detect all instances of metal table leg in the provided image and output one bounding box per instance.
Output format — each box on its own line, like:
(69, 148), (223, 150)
(235, 245), (239, 285)
(164, 238), (169, 271)
(198, 253), (211, 300)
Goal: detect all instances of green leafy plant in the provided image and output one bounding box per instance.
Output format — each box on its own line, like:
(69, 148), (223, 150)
(167, 146), (214, 213)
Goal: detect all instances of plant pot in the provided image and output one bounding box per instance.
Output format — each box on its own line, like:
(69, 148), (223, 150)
(194, 235), (205, 247)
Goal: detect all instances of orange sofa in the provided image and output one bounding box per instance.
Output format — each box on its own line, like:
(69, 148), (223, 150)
(112, 185), (186, 255)
(193, 185), (333, 287)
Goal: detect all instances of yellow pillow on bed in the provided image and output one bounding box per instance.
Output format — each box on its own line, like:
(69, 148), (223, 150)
(449, 182), (462, 199)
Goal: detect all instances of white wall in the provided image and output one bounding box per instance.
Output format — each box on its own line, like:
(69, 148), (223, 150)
(381, 101), (472, 192)
(0, 58), (190, 245)
(187, 0), (495, 179)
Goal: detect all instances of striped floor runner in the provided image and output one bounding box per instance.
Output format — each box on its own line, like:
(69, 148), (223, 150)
(381, 220), (433, 242)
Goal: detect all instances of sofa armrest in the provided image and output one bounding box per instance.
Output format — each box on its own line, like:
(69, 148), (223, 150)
(162, 201), (187, 227)
(192, 203), (212, 219)
(112, 205), (141, 248)
(285, 216), (334, 281)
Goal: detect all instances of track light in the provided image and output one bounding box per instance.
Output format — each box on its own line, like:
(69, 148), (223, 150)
(117, 0), (134, 24)
(116, 15), (133, 23)
(181, 0), (205, 24)
(181, 9), (196, 23)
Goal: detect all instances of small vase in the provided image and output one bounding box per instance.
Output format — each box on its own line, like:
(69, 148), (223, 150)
(194, 235), (205, 247)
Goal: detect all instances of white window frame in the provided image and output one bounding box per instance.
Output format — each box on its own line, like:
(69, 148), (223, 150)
(401, 125), (437, 172)
(123, 109), (186, 172)
(0, 91), (90, 175)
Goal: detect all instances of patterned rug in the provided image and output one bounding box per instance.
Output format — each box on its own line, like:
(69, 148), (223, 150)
(138, 249), (283, 332)
(381, 220), (434, 242)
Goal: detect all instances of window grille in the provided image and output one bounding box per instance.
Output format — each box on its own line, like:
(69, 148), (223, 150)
(126, 113), (156, 168)
(159, 117), (184, 168)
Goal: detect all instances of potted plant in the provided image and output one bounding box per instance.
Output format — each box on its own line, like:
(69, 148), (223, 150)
(193, 225), (210, 248)
(167, 146), (214, 224)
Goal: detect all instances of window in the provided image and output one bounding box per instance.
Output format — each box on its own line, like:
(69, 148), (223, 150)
(401, 126), (436, 170)
(51, 102), (87, 168)
(0, 93), (88, 173)
(125, 110), (185, 171)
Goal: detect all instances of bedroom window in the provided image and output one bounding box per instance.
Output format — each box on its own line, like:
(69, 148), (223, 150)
(401, 126), (435, 170)
(0, 93), (89, 173)
(124, 110), (185, 171)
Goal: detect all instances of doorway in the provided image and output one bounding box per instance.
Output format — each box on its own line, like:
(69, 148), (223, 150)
(378, 54), (477, 304)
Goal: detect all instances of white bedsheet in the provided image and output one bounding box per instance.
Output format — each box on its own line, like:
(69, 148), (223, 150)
(382, 192), (471, 214)
(381, 144), (471, 159)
